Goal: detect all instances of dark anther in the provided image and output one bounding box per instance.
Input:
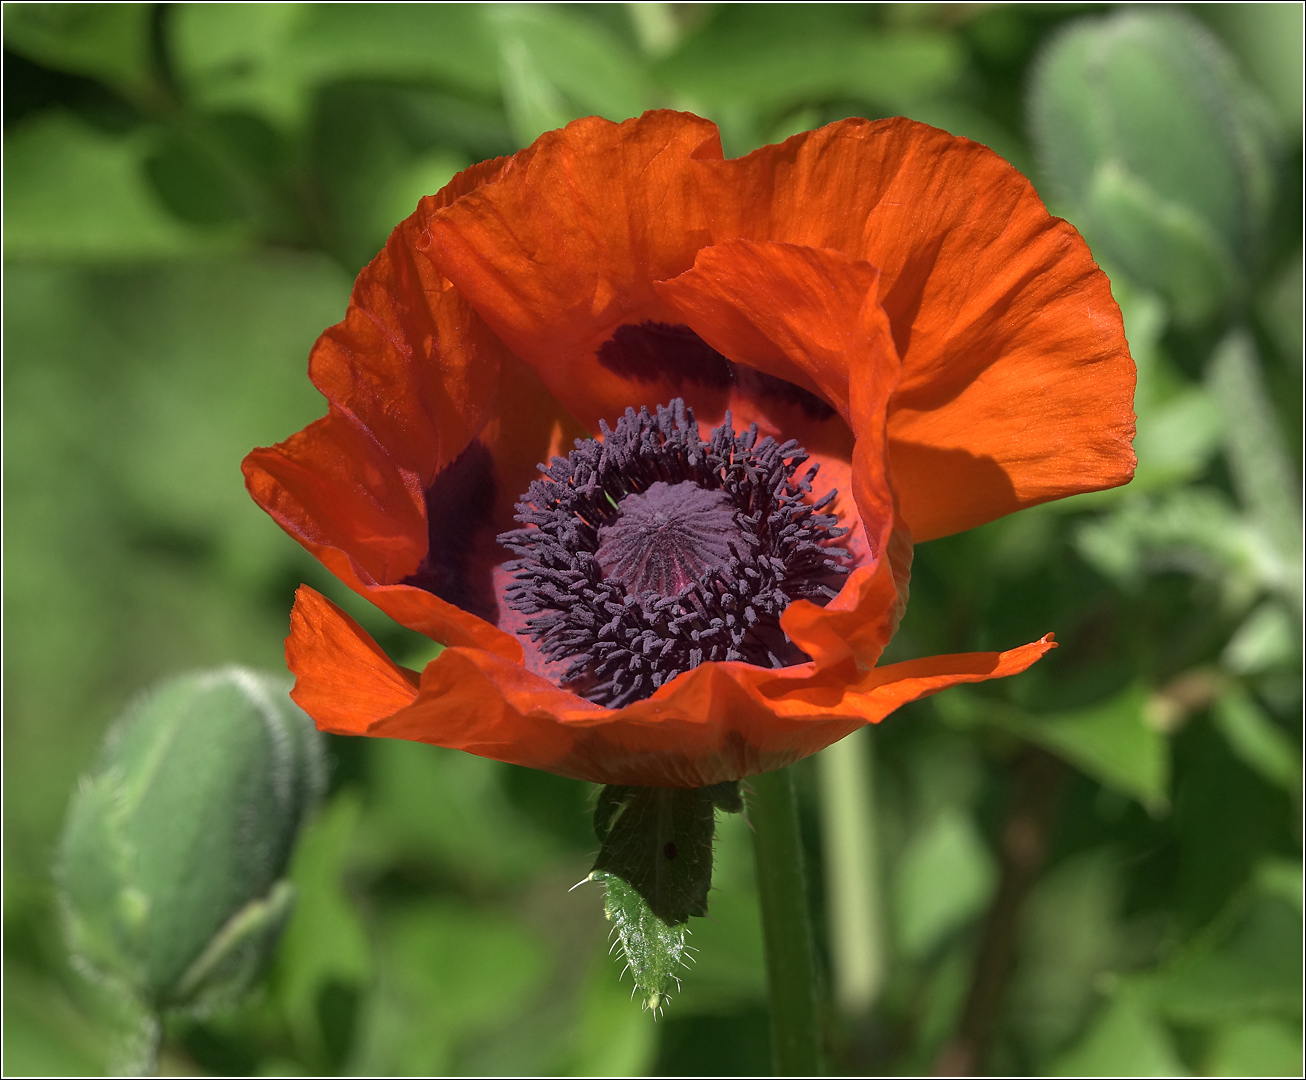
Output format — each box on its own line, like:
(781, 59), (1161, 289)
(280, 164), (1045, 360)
(663, 841), (679, 860)
(497, 399), (849, 707)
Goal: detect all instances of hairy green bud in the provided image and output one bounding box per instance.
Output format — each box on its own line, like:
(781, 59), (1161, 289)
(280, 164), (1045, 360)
(1029, 10), (1276, 323)
(56, 667), (325, 1013)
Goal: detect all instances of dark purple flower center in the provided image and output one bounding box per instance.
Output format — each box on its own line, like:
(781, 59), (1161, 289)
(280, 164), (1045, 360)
(497, 399), (848, 708)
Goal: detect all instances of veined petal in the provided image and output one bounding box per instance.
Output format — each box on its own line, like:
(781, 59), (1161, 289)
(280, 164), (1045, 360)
(243, 159), (588, 656)
(251, 110), (1127, 787)
(423, 112), (724, 433)
(655, 239), (902, 568)
(286, 585), (421, 736)
(699, 117), (1136, 540)
(286, 583), (1053, 788)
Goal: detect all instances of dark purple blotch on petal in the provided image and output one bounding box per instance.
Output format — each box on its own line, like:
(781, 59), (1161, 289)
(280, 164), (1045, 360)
(403, 439), (500, 623)
(597, 322), (837, 422)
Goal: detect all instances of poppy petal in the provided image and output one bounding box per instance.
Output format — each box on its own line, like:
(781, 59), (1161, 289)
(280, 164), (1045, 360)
(423, 112), (726, 432)
(244, 159), (591, 656)
(656, 240), (882, 424)
(286, 584), (421, 736)
(699, 117), (1136, 540)
(654, 239), (901, 566)
(285, 569), (1052, 788)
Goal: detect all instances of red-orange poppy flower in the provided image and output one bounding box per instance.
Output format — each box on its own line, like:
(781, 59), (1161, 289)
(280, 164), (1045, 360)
(243, 111), (1135, 789)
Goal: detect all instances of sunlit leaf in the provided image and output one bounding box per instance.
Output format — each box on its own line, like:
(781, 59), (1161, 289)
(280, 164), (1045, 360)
(171, 3), (311, 129)
(488, 5), (652, 125)
(659, 9), (962, 113)
(1136, 887), (1302, 1022)
(349, 901), (550, 1075)
(1207, 330), (1303, 595)
(289, 4), (501, 96)
(1074, 487), (1283, 609)
(1050, 990), (1188, 1077)
(893, 806), (996, 959)
(2, 114), (238, 261)
(938, 687), (1170, 813)
(273, 793), (371, 1061)
(1211, 683), (1300, 791)
(1205, 1017), (1303, 1078)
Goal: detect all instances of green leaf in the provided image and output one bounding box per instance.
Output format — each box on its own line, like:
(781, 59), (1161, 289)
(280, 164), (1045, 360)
(1026, 687), (1170, 813)
(349, 902), (550, 1076)
(497, 32), (573, 148)
(1206, 330), (1303, 589)
(2, 2), (154, 96)
(1211, 683), (1300, 791)
(893, 805), (996, 959)
(487, 6), (653, 124)
(1205, 1018), (1303, 1078)
(171, 3), (312, 129)
(1222, 601), (1299, 674)
(289, 5), (501, 96)
(591, 782), (741, 925)
(657, 8), (962, 114)
(1073, 487), (1284, 609)
(362, 740), (556, 887)
(1137, 887), (1302, 1022)
(1050, 990), (1189, 1077)
(587, 782), (743, 1013)
(2, 114), (240, 262)
(273, 793), (371, 1059)
(665, 809), (766, 1014)
(938, 686), (1170, 813)
(1258, 250), (1303, 367)
(1008, 851), (1132, 1064)
(1255, 857), (1303, 912)
(0, 963), (122, 1076)
(1131, 384), (1225, 492)
(553, 944), (659, 1075)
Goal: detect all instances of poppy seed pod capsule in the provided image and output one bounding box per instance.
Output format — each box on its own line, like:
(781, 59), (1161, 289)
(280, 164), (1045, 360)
(56, 667), (325, 1015)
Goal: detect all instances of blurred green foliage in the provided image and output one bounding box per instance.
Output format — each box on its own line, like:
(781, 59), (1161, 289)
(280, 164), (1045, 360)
(3, 3), (1300, 1076)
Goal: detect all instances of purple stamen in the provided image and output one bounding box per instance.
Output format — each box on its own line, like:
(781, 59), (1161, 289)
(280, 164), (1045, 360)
(497, 399), (849, 707)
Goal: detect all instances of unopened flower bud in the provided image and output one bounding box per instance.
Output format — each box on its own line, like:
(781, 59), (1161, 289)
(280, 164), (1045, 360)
(56, 667), (326, 1014)
(1030, 10), (1276, 323)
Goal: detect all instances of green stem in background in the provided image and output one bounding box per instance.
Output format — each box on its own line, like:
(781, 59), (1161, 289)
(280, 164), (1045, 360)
(933, 747), (1066, 1076)
(748, 767), (823, 1076)
(817, 726), (885, 1018)
(109, 1005), (160, 1078)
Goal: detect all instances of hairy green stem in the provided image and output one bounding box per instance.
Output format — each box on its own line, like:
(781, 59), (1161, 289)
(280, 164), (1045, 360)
(748, 767), (823, 1076)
